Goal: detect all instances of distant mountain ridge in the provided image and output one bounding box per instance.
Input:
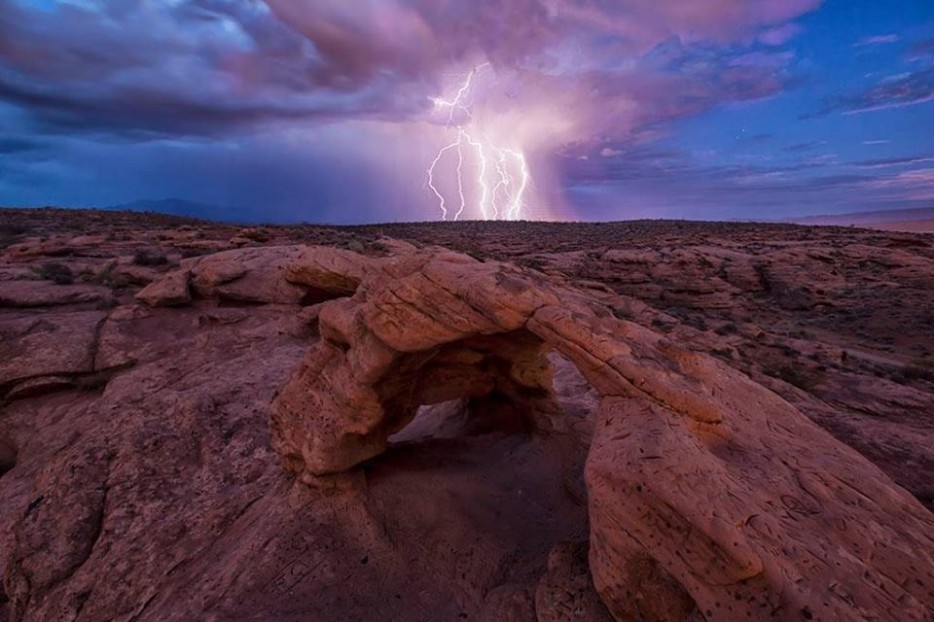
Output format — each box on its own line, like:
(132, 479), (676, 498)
(104, 199), (934, 229)
(791, 207), (934, 226)
(104, 199), (267, 224)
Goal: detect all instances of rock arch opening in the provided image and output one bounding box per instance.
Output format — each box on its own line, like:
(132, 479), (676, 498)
(374, 329), (562, 446)
(356, 332), (607, 618)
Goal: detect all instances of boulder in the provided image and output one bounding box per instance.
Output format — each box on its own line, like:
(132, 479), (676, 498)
(0, 311), (106, 391)
(188, 246), (307, 304)
(135, 269), (191, 307)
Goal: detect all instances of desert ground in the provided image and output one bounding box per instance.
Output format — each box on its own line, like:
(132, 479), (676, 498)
(1, 208), (933, 621)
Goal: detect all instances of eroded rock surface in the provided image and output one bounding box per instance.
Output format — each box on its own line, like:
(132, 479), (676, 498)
(271, 245), (934, 621)
(2, 210), (933, 622)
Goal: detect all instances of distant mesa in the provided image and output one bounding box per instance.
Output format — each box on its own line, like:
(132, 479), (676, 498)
(791, 206), (934, 232)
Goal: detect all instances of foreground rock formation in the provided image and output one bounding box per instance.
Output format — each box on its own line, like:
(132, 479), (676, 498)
(1, 210), (933, 621)
(269, 245), (934, 620)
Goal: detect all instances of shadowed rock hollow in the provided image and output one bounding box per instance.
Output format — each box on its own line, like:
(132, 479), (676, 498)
(2, 213), (933, 621)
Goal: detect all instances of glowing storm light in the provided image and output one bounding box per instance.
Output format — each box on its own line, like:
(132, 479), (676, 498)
(426, 65), (530, 221)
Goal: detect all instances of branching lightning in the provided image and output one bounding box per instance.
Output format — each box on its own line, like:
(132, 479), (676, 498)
(427, 65), (530, 221)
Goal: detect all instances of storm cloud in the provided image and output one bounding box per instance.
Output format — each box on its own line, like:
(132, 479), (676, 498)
(2, 0), (931, 221)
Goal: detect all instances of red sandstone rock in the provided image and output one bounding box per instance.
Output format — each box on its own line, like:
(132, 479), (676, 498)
(2, 212), (933, 622)
(0, 281), (112, 308)
(0, 311), (107, 392)
(135, 268), (191, 307)
(270, 246), (934, 621)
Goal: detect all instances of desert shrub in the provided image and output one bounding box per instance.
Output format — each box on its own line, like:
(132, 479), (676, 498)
(0, 222), (31, 248)
(684, 315), (708, 331)
(344, 239), (365, 253)
(903, 357), (934, 383)
(84, 263), (118, 287)
(518, 257), (547, 272)
(34, 262), (74, 285)
(0, 223), (30, 236)
(710, 347), (734, 359)
(769, 365), (821, 391)
(133, 249), (169, 266)
(239, 228), (271, 242)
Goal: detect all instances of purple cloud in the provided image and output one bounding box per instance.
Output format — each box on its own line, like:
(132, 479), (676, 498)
(864, 168), (934, 201)
(0, 0), (831, 220)
(0, 0), (824, 142)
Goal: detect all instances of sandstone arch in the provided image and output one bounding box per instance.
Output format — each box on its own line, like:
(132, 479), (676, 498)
(270, 246), (934, 621)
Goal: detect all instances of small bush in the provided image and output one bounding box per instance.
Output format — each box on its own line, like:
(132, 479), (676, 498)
(345, 240), (365, 254)
(239, 228), (271, 242)
(0, 222), (31, 248)
(133, 249), (169, 266)
(34, 262), (74, 285)
(0, 223), (30, 236)
(903, 357), (934, 383)
(84, 263), (118, 287)
(769, 365), (821, 391)
(519, 257), (547, 272)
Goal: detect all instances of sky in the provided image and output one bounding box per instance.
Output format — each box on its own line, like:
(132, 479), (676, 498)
(1, 0), (933, 224)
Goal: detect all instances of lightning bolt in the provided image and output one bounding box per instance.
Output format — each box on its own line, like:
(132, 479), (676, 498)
(427, 65), (530, 221)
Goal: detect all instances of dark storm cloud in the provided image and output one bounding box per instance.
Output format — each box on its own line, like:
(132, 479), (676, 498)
(0, 0), (430, 140)
(4, 0), (850, 222)
(0, 0), (822, 144)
